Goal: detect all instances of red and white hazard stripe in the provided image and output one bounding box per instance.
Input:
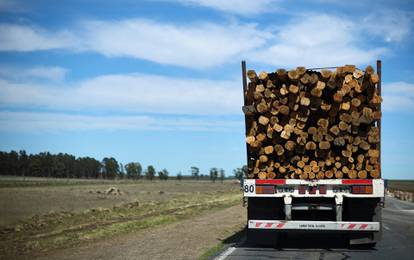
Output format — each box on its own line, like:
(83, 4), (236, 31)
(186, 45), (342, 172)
(249, 220), (380, 231)
(254, 222), (286, 229)
(340, 223), (369, 230)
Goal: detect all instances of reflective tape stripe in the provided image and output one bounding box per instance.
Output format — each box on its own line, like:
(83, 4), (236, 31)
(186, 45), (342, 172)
(348, 224), (356, 229)
(248, 220), (380, 231)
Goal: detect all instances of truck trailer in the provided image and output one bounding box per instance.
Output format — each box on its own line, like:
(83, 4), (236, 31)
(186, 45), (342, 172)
(241, 60), (384, 246)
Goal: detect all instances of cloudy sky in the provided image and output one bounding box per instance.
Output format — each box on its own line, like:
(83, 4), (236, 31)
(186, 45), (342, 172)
(0, 0), (413, 178)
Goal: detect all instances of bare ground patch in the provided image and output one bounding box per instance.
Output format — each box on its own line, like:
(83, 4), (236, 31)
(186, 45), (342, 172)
(0, 185), (241, 259)
(34, 204), (246, 260)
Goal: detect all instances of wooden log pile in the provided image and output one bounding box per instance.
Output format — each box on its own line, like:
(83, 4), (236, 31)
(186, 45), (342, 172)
(244, 65), (382, 180)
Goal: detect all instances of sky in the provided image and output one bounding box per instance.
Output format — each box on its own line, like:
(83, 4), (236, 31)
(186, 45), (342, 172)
(0, 0), (413, 179)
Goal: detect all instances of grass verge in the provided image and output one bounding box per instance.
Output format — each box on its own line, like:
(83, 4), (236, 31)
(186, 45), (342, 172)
(197, 224), (246, 260)
(198, 242), (225, 260)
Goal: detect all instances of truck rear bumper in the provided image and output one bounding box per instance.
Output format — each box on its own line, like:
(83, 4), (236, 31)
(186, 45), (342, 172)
(248, 220), (380, 231)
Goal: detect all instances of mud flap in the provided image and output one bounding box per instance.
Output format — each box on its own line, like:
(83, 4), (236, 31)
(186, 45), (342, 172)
(246, 228), (280, 247)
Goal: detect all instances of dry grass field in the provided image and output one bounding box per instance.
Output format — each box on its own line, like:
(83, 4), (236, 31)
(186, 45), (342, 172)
(0, 177), (244, 260)
(387, 180), (414, 193)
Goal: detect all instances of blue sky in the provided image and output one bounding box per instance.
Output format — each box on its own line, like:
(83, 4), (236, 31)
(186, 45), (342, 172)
(0, 0), (413, 179)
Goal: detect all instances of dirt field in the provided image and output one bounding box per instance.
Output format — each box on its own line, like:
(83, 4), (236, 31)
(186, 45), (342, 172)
(0, 177), (240, 226)
(36, 204), (246, 260)
(0, 177), (243, 259)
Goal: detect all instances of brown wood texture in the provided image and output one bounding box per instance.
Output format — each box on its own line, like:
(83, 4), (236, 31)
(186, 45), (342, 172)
(244, 64), (381, 179)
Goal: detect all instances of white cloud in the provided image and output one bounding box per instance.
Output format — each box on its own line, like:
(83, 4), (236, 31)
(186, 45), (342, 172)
(383, 81), (414, 111)
(0, 20), (269, 69)
(0, 11), (410, 69)
(79, 19), (270, 68)
(171, 0), (281, 15)
(0, 73), (243, 115)
(0, 111), (242, 132)
(0, 24), (75, 51)
(249, 14), (387, 68)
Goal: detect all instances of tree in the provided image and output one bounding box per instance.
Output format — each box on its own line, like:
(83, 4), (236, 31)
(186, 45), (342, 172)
(209, 168), (218, 182)
(158, 168), (169, 180)
(102, 157), (120, 179)
(233, 165), (247, 180)
(125, 162), (141, 180)
(177, 172), (183, 181)
(119, 163), (125, 179)
(145, 165), (156, 180)
(190, 166), (199, 179)
(219, 169), (225, 182)
(18, 150), (29, 178)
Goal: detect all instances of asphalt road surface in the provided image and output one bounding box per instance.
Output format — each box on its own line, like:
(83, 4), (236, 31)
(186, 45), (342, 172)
(218, 196), (414, 260)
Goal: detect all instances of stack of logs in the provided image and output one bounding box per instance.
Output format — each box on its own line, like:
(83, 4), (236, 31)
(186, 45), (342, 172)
(244, 65), (382, 180)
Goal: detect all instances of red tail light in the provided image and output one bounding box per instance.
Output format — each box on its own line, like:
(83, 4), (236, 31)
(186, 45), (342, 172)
(256, 185), (275, 194)
(319, 185), (327, 194)
(351, 185), (373, 194)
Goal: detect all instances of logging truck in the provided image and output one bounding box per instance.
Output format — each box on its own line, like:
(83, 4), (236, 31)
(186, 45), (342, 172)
(241, 60), (384, 246)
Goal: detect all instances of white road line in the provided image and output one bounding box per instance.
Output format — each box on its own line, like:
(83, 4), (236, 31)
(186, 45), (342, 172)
(383, 224), (391, 231)
(215, 246), (236, 260)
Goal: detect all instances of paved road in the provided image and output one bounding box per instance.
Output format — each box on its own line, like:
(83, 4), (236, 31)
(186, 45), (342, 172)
(219, 196), (414, 260)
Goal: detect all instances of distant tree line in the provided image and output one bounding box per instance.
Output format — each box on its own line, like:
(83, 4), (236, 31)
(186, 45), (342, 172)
(0, 150), (244, 181)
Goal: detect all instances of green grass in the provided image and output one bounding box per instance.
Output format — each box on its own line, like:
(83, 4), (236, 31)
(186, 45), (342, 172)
(197, 242), (225, 260)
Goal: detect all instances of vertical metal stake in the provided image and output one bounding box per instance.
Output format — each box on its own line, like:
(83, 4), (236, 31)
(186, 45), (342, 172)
(241, 61), (250, 173)
(377, 60), (382, 173)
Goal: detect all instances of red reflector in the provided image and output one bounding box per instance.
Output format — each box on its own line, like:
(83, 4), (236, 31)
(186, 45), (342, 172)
(299, 185), (307, 194)
(319, 185), (327, 194)
(256, 185), (275, 194)
(342, 179), (372, 185)
(256, 179), (286, 185)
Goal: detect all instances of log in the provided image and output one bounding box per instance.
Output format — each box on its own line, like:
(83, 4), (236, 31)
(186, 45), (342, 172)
(246, 136), (255, 145)
(256, 102), (268, 113)
(258, 116), (270, 126)
(245, 64), (381, 180)
(335, 171), (343, 179)
(258, 172), (267, 180)
(285, 140), (296, 151)
(297, 160), (305, 168)
(317, 118), (329, 129)
(305, 141), (317, 150)
(289, 84), (299, 94)
(247, 70), (258, 81)
(320, 69), (332, 79)
(288, 70), (299, 80)
(319, 141), (331, 150)
(258, 71), (268, 81)
(256, 84), (265, 93)
(259, 155), (268, 163)
(256, 133), (266, 142)
(264, 145), (274, 154)
(325, 170), (334, 179)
